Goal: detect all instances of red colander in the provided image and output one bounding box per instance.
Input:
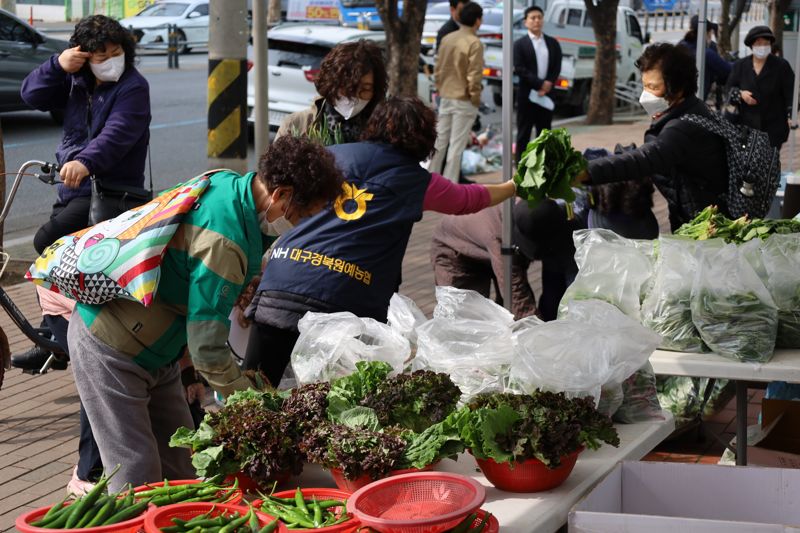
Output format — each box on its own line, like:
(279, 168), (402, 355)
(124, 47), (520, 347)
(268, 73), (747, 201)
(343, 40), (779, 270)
(252, 488), (359, 533)
(16, 503), (149, 533)
(345, 472), (486, 533)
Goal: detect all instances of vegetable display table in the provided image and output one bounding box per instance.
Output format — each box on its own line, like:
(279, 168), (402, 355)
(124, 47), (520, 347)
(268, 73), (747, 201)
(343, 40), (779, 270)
(295, 411), (675, 533)
(650, 348), (800, 466)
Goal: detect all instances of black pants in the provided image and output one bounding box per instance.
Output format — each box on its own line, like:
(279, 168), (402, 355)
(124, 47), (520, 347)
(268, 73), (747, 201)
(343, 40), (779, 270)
(516, 98), (553, 162)
(34, 196), (91, 255)
(538, 259), (578, 321)
(44, 313), (103, 481)
(243, 323), (300, 387)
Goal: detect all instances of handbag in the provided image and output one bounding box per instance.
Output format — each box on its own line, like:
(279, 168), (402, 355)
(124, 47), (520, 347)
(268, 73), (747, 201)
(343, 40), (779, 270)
(89, 178), (153, 225)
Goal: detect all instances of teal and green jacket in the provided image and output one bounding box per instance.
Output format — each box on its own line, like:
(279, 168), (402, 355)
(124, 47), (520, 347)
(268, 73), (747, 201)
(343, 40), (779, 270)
(76, 170), (269, 394)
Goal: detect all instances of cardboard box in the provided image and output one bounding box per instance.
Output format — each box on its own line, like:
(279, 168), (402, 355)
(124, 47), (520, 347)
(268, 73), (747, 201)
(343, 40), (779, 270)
(747, 399), (800, 469)
(569, 461), (800, 532)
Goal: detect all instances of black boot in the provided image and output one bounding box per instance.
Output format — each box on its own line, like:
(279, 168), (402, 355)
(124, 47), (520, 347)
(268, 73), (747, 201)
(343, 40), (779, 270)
(11, 345), (67, 370)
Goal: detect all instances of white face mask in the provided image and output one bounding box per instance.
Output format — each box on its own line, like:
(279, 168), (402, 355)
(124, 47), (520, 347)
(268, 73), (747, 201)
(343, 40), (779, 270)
(752, 45), (771, 59)
(259, 200), (295, 237)
(333, 97), (370, 120)
(639, 89), (670, 117)
(89, 53), (126, 82)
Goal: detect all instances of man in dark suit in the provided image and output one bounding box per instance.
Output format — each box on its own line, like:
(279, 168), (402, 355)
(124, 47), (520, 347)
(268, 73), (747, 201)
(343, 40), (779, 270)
(436, 0), (469, 52)
(513, 5), (562, 161)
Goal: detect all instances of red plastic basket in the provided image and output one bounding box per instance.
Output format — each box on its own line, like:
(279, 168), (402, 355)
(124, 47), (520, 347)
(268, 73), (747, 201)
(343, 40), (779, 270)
(143, 502), (287, 533)
(253, 488), (360, 533)
(329, 462), (438, 493)
(346, 472), (486, 533)
(16, 503), (149, 533)
(133, 479), (243, 505)
(474, 447), (583, 493)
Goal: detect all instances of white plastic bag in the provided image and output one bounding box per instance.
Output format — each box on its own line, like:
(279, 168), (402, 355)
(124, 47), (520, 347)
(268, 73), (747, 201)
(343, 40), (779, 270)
(759, 234), (800, 348)
(690, 243), (779, 362)
(387, 293), (427, 345)
(558, 229), (654, 320)
(414, 317), (513, 401)
(290, 311), (410, 385)
(641, 237), (721, 353)
(509, 299), (661, 404)
(433, 286), (514, 328)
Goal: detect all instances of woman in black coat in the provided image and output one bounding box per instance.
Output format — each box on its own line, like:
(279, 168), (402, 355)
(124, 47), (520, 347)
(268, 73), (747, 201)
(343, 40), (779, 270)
(579, 43), (730, 231)
(726, 26), (795, 148)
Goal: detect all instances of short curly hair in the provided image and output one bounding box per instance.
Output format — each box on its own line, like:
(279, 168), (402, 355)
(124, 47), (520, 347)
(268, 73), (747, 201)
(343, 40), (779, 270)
(362, 96), (437, 162)
(257, 135), (344, 209)
(315, 40), (387, 110)
(635, 42), (697, 101)
(70, 15), (137, 71)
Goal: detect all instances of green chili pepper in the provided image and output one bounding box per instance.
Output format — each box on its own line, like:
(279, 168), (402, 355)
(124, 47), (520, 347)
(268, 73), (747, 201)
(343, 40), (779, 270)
(258, 518), (280, 533)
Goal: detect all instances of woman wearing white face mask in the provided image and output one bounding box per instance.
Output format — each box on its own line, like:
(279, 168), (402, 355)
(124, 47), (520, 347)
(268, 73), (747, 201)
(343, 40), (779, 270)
(275, 40), (386, 146)
(726, 26), (795, 148)
(21, 15), (150, 255)
(576, 43), (730, 231)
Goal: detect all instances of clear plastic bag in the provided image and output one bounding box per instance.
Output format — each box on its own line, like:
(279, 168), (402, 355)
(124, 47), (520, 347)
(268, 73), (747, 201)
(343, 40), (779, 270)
(509, 299), (662, 404)
(413, 317), (513, 401)
(656, 376), (734, 426)
(690, 243), (779, 362)
(641, 237), (720, 353)
(387, 293), (427, 345)
(290, 311), (410, 385)
(432, 286), (514, 328)
(759, 234), (800, 348)
(558, 229), (655, 320)
(613, 362), (663, 423)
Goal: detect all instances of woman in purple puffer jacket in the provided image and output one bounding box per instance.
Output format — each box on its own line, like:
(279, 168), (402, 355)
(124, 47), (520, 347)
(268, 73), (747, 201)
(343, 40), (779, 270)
(21, 14), (150, 254)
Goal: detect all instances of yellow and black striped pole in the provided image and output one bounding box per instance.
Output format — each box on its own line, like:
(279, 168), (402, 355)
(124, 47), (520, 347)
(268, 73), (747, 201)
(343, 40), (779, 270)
(208, 0), (249, 172)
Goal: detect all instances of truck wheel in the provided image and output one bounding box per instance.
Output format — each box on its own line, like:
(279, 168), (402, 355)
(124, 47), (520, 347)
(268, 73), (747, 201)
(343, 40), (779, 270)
(493, 91), (502, 107)
(574, 81), (591, 116)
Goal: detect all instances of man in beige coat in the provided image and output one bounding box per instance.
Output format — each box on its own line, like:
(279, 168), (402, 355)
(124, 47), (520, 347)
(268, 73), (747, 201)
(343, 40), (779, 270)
(429, 1), (484, 183)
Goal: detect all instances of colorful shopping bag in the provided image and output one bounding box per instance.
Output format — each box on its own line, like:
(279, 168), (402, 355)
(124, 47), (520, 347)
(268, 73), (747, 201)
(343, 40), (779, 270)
(26, 174), (211, 307)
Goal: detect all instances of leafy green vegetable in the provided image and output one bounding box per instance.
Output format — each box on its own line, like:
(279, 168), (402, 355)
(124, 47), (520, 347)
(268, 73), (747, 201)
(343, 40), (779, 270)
(326, 361), (392, 420)
(453, 391), (619, 468)
(514, 128), (587, 208)
(676, 205), (800, 243)
(401, 417), (466, 469)
(338, 406), (382, 431)
(361, 370), (462, 433)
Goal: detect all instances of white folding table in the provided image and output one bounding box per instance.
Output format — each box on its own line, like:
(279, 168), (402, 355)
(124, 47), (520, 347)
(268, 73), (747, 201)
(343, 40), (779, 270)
(295, 411), (675, 533)
(650, 349), (800, 465)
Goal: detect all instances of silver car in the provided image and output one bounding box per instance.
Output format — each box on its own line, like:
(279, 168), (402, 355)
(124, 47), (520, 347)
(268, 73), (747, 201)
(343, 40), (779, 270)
(247, 24), (434, 130)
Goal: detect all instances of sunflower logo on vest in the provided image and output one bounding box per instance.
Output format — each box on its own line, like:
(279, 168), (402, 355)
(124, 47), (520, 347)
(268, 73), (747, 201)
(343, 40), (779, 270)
(334, 182), (374, 221)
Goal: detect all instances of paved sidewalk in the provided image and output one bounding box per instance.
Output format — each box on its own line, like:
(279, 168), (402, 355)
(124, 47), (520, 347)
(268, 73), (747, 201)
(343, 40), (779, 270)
(0, 116), (783, 530)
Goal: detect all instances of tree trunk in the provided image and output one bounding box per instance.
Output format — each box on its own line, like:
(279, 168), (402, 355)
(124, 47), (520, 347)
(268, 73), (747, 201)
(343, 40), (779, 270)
(719, 0), (749, 55)
(267, 0), (281, 25)
(0, 119), (5, 250)
(584, 0), (619, 125)
(770, 0), (792, 52)
(375, 0), (427, 97)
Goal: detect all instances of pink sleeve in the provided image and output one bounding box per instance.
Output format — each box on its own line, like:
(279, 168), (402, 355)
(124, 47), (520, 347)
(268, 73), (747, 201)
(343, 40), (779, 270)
(423, 172), (492, 215)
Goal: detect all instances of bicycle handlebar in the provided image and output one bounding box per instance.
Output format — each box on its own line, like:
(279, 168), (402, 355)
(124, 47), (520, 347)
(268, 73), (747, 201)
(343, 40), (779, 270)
(0, 160), (62, 226)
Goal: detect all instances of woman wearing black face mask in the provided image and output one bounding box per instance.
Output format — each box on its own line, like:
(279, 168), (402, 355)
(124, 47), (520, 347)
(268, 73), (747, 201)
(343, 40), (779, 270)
(576, 43), (730, 231)
(726, 26), (795, 148)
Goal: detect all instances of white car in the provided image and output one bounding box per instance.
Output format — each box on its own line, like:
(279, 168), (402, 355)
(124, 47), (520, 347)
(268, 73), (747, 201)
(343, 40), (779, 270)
(120, 0), (209, 53)
(247, 25), (434, 130)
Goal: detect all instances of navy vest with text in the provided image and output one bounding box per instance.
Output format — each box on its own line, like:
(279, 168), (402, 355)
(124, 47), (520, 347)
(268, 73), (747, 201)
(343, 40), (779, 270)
(259, 142), (431, 321)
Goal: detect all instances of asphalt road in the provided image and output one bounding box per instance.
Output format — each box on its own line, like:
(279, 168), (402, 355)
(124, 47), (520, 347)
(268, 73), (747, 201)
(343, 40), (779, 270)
(0, 51), (260, 247)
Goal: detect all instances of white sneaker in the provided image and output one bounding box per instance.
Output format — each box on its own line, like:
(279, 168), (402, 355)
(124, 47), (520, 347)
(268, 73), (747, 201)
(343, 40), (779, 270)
(66, 466), (96, 497)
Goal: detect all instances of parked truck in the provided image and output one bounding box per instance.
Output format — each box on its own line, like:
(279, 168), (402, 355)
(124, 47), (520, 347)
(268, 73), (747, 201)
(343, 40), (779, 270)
(483, 0), (647, 113)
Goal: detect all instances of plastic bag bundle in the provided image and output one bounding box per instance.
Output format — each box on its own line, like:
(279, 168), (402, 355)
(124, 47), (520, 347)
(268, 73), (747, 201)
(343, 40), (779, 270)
(558, 229), (655, 320)
(612, 362), (663, 423)
(509, 299), (662, 403)
(641, 237), (721, 353)
(690, 243), (779, 362)
(759, 234), (800, 348)
(387, 293), (427, 346)
(656, 376), (734, 425)
(414, 287), (515, 400)
(290, 311), (410, 385)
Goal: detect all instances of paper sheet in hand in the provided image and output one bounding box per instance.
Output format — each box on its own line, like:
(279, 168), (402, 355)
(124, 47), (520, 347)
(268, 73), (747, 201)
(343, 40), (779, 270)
(529, 90), (555, 111)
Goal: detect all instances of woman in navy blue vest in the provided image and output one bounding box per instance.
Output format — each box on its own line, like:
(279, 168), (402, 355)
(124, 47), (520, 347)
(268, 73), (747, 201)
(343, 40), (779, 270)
(244, 97), (515, 385)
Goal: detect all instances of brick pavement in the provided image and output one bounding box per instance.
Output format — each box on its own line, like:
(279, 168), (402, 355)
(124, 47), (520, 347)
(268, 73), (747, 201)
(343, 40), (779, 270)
(0, 116), (785, 530)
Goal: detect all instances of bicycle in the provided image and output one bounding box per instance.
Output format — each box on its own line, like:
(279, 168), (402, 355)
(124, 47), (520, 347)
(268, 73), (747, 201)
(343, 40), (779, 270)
(0, 160), (70, 390)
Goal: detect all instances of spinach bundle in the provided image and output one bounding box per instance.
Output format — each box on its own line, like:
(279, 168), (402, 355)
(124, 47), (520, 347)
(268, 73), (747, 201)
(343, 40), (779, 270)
(676, 205), (800, 243)
(760, 234), (800, 348)
(690, 243), (778, 362)
(514, 128), (586, 208)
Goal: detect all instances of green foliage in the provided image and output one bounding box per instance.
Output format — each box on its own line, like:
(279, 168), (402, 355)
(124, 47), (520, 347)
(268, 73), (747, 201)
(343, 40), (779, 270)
(514, 128), (587, 208)
(675, 205), (800, 243)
